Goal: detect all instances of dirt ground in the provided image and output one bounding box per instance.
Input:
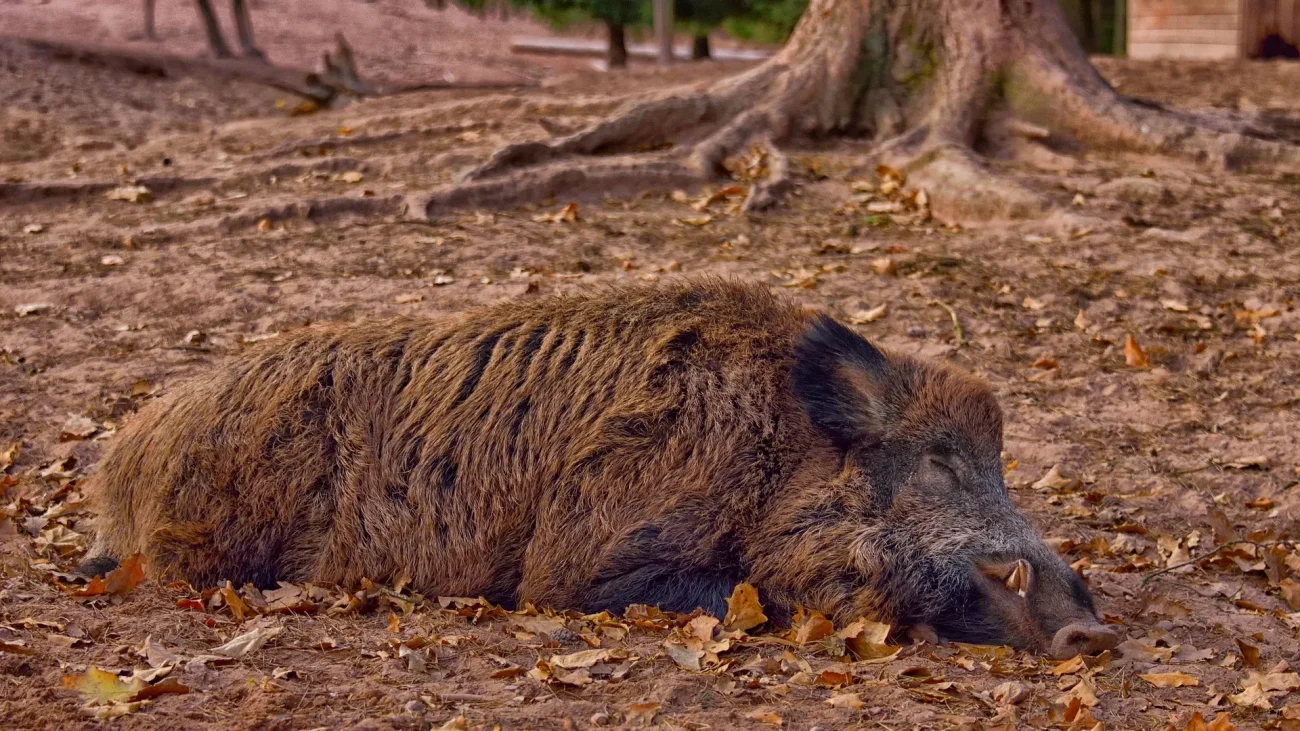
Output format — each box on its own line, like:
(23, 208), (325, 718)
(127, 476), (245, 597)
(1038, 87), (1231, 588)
(2, 1), (1300, 728)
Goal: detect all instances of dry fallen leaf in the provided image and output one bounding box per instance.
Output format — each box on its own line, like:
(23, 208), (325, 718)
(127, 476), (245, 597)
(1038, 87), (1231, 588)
(688, 615), (719, 642)
(746, 710), (783, 726)
(131, 677), (189, 701)
(0, 642), (39, 656)
(399, 643), (426, 672)
(1139, 671), (1199, 688)
(723, 582), (767, 632)
(15, 303), (53, 317)
(218, 583), (252, 621)
(674, 214), (713, 227)
(1050, 655), (1086, 676)
(106, 185), (153, 203)
(1236, 638), (1260, 668)
(825, 692), (865, 710)
(1183, 712), (1235, 731)
(139, 636), (182, 669)
(59, 415), (98, 442)
(663, 641), (703, 671)
(869, 257), (897, 276)
(105, 554), (146, 594)
(548, 648), (626, 670)
(1246, 670), (1300, 692)
(791, 611), (836, 645)
(992, 680), (1031, 705)
(60, 667), (183, 705)
(1229, 682), (1275, 710)
(63, 668), (144, 704)
(533, 202), (579, 223)
(0, 442), (17, 472)
(1124, 334), (1150, 368)
(211, 624), (283, 658)
(623, 702), (660, 727)
(814, 666), (852, 687)
(840, 619), (897, 662)
(1057, 675), (1100, 707)
(848, 304), (888, 324)
(73, 553), (146, 597)
(1280, 579), (1300, 611)
(1032, 465), (1074, 491)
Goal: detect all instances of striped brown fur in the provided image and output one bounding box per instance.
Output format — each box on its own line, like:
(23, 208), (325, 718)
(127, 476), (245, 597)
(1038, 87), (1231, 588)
(83, 279), (1116, 657)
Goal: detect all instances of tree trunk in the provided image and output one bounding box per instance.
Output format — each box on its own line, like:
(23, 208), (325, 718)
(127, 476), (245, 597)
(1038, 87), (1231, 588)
(692, 34), (710, 60)
(422, 0), (1300, 220)
(195, 0), (234, 59)
(607, 21), (628, 69)
(143, 0), (158, 41)
(232, 0), (265, 60)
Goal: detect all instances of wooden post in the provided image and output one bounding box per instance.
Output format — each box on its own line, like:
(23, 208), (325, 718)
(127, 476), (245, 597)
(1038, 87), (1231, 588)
(1113, 0), (1126, 56)
(653, 0), (673, 65)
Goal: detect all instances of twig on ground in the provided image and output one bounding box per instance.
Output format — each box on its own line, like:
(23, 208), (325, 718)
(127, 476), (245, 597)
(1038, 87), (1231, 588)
(1140, 539), (1286, 589)
(928, 300), (964, 348)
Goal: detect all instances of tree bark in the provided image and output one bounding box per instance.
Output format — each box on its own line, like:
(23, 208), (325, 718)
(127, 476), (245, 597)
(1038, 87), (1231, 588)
(143, 0), (158, 41)
(421, 0), (1300, 221)
(607, 21), (628, 69)
(232, 0), (265, 60)
(195, 0), (234, 59)
(692, 34), (710, 60)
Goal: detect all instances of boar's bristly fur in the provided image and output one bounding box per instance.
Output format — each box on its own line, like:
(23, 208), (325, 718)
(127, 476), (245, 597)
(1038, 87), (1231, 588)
(82, 279), (1117, 657)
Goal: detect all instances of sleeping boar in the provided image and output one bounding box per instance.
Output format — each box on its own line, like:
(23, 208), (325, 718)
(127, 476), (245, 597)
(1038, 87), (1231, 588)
(81, 279), (1117, 658)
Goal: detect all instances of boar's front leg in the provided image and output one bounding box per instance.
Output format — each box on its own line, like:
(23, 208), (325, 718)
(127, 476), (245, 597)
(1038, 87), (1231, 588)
(577, 524), (743, 618)
(581, 566), (737, 618)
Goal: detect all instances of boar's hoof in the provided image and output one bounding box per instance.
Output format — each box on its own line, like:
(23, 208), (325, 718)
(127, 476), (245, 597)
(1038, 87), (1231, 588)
(1050, 623), (1120, 660)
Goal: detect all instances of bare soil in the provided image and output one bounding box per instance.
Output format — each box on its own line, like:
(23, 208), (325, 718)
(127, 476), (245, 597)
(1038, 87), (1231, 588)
(2, 3), (1299, 729)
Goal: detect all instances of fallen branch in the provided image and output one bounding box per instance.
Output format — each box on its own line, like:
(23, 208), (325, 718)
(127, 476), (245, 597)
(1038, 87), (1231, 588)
(1140, 540), (1285, 589)
(7, 35), (533, 108)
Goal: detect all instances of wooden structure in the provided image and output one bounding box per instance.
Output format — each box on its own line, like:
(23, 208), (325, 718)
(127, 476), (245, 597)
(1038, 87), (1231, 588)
(1129, 0), (1300, 59)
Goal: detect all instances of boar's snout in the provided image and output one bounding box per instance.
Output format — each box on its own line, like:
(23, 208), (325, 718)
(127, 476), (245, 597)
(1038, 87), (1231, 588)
(963, 554), (1120, 658)
(1051, 623), (1119, 660)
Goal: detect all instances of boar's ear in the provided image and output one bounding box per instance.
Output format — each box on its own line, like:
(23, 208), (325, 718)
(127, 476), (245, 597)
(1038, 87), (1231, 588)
(792, 314), (891, 446)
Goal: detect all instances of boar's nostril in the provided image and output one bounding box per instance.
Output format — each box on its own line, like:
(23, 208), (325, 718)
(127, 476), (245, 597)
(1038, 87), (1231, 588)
(1050, 623), (1120, 660)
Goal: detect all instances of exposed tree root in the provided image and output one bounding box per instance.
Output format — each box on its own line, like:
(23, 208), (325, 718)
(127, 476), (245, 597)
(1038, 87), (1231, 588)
(218, 195), (408, 232)
(248, 121), (503, 162)
(0, 176), (218, 207)
(418, 0), (1300, 223)
(11, 35), (533, 108)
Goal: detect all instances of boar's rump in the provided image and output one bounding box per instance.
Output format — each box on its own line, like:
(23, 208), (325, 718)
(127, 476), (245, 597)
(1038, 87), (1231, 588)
(81, 279), (1117, 658)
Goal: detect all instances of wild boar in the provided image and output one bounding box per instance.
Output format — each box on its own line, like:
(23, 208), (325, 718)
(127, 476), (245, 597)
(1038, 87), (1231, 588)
(81, 279), (1117, 658)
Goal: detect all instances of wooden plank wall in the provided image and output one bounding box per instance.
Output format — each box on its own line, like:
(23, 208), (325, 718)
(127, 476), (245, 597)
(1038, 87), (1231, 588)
(1240, 0), (1300, 56)
(1130, 0), (1300, 58)
(1128, 0), (1241, 59)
